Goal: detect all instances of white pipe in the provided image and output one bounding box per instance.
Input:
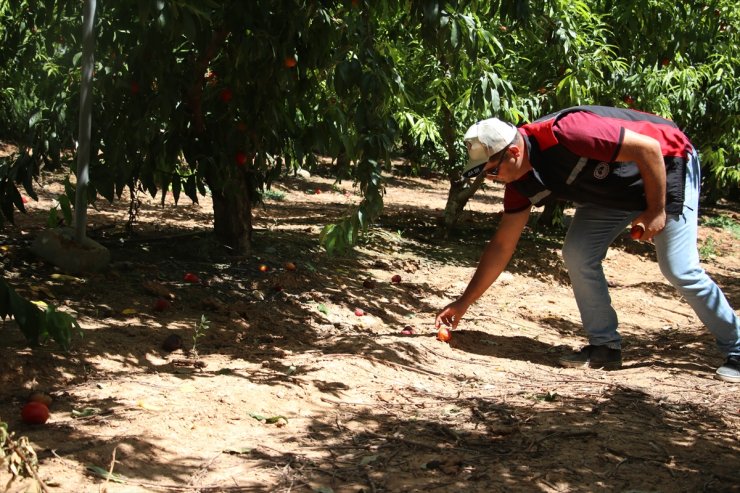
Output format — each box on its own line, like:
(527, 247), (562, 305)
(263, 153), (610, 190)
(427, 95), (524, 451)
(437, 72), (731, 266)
(73, 0), (96, 243)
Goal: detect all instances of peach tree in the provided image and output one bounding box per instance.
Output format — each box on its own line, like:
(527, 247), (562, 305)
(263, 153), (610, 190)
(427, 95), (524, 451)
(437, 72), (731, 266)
(87, 1), (403, 254)
(0, 1), (408, 254)
(0, 0), (405, 347)
(1, 0), (738, 249)
(605, 0), (740, 203)
(390, 0), (739, 231)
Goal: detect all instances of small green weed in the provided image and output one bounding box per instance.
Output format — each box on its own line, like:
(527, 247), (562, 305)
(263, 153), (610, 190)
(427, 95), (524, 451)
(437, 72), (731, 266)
(263, 189), (286, 201)
(702, 214), (740, 239)
(698, 236), (718, 260)
(192, 315), (210, 357)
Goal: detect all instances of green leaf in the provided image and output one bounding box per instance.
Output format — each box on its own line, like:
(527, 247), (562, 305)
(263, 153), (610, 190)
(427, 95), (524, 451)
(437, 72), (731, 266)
(172, 174), (182, 204)
(184, 174), (198, 202)
(44, 305), (81, 351)
(8, 287), (42, 345)
(9, 182), (25, 213)
(28, 110), (43, 128)
(248, 413), (288, 425)
(0, 278), (11, 319)
(46, 207), (59, 228)
(450, 19), (459, 48)
(72, 407), (102, 418)
(0, 182), (15, 224)
(86, 465), (127, 483)
(57, 194), (73, 226)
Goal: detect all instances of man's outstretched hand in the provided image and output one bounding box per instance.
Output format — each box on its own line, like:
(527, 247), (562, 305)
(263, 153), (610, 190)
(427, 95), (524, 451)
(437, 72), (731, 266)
(435, 300), (469, 330)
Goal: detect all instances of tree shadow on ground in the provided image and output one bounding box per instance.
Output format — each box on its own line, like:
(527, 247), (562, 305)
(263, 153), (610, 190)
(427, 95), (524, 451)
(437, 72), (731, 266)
(2, 197), (731, 396)
(2, 174), (738, 492)
(10, 352), (737, 492)
(212, 385), (739, 492)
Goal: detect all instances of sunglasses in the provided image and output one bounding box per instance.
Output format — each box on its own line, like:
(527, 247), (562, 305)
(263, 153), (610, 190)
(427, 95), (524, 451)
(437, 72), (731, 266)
(486, 145), (510, 177)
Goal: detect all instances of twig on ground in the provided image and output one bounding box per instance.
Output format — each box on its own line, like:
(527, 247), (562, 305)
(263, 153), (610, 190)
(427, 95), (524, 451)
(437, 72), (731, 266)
(102, 445), (118, 493)
(364, 430), (445, 451)
(320, 396), (375, 407)
(187, 450), (224, 489)
(526, 430), (598, 452)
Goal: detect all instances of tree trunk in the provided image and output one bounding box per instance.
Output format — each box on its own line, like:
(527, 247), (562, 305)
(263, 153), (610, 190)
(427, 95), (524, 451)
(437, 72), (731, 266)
(440, 174), (486, 237)
(209, 172), (253, 255)
(439, 101), (491, 237)
(536, 200), (566, 231)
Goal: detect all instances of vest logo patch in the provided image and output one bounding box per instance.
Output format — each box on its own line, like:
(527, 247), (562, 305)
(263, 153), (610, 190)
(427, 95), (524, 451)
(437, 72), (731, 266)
(594, 162), (610, 179)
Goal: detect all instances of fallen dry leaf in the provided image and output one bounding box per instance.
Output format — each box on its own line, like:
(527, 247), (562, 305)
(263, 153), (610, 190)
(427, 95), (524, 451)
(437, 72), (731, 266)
(142, 280), (175, 300)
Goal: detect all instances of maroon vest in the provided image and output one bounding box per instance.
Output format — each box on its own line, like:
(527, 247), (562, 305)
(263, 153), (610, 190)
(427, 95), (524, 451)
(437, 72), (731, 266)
(513, 106), (689, 214)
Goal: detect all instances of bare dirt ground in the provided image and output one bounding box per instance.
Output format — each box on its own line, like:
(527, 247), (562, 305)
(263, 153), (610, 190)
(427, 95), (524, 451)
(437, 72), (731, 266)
(1, 165), (739, 493)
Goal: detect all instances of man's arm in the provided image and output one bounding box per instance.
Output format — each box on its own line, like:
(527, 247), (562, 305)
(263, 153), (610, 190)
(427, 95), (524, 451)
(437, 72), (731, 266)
(616, 129), (667, 240)
(435, 207), (531, 329)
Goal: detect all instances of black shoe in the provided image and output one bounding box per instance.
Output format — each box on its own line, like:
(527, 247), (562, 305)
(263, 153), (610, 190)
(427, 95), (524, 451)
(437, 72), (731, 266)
(559, 345), (622, 370)
(716, 355), (740, 383)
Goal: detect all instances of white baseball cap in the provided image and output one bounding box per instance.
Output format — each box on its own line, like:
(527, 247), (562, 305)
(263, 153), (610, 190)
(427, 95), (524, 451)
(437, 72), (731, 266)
(462, 118), (518, 178)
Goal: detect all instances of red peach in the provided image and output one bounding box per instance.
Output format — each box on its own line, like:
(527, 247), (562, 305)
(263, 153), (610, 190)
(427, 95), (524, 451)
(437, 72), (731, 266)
(153, 298), (171, 311)
(183, 272), (200, 283)
(21, 402), (49, 425)
(219, 88), (233, 103)
(437, 327), (451, 342)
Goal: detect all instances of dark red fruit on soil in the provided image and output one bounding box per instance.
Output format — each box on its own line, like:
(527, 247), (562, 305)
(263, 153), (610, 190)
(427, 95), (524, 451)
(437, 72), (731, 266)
(21, 402), (49, 425)
(184, 272), (200, 283)
(153, 298), (171, 311)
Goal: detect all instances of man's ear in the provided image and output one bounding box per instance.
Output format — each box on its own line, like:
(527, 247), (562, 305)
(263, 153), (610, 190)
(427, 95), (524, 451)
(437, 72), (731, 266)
(509, 145), (521, 158)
